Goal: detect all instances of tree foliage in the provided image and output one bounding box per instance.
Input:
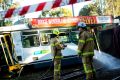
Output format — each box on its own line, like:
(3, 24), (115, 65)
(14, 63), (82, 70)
(79, 0), (120, 17)
(0, 0), (3, 3)
(0, 0), (12, 10)
(79, 2), (102, 16)
(9, 2), (20, 9)
(39, 7), (73, 18)
(104, 0), (120, 17)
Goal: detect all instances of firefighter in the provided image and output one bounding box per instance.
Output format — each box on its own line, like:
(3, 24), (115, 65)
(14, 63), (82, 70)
(51, 28), (66, 80)
(77, 22), (95, 80)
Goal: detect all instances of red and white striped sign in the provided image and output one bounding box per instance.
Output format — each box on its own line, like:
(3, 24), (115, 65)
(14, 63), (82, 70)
(0, 0), (90, 19)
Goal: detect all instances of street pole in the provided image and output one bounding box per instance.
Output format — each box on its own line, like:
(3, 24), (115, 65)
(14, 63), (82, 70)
(71, 4), (75, 17)
(99, 0), (103, 15)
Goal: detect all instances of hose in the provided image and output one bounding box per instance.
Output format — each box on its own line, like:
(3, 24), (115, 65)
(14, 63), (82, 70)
(39, 59), (53, 80)
(15, 59), (54, 80)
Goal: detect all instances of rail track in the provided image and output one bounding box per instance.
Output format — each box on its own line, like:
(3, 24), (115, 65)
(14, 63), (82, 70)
(13, 64), (85, 80)
(3, 64), (120, 80)
(41, 68), (85, 80)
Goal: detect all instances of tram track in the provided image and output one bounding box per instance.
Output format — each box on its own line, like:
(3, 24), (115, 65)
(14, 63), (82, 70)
(12, 63), (120, 80)
(40, 68), (85, 80)
(14, 64), (84, 80)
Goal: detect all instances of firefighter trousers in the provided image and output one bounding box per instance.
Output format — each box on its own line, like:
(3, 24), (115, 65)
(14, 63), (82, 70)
(82, 56), (96, 80)
(54, 58), (61, 80)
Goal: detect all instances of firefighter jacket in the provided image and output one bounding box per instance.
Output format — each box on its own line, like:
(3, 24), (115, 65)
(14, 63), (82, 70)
(51, 36), (64, 59)
(78, 30), (94, 57)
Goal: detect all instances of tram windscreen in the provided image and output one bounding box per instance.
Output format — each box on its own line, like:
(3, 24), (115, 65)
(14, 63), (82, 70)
(59, 33), (69, 43)
(69, 32), (79, 44)
(21, 31), (40, 48)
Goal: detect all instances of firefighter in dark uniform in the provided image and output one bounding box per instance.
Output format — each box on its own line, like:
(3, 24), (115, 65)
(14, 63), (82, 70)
(51, 28), (66, 80)
(77, 22), (95, 80)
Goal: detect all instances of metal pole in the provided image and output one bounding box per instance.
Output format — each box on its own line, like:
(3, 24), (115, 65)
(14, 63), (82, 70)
(71, 4), (75, 17)
(92, 29), (101, 52)
(99, 0), (103, 15)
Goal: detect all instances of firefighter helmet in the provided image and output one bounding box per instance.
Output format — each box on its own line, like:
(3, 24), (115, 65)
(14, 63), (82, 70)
(52, 28), (60, 35)
(77, 22), (86, 28)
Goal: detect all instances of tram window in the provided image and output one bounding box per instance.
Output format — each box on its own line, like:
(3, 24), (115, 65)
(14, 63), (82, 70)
(41, 33), (49, 46)
(59, 33), (69, 43)
(22, 35), (40, 48)
(21, 31), (40, 48)
(70, 32), (79, 44)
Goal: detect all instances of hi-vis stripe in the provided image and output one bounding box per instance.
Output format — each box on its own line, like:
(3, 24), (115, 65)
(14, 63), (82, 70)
(79, 38), (94, 43)
(86, 38), (94, 42)
(82, 52), (94, 56)
(51, 42), (60, 46)
(0, 0), (90, 19)
(77, 50), (82, 54)
(55, 56), (63, 59)
(79, 40), (85, 43)
(83, 63), (95, 73)
(77, 51), (94, 56)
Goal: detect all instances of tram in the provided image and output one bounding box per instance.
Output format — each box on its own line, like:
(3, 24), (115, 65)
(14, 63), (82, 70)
(0, 24), (80, 67)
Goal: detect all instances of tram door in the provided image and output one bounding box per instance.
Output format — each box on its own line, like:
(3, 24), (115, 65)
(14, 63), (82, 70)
(0, 34), (15, 67)
(0, 33), (21, 78)
(0, 35), (8, 67)
(0, 33), (21, 71)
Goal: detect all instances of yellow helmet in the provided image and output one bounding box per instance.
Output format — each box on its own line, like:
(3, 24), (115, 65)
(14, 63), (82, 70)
(52, 28), (60, 35)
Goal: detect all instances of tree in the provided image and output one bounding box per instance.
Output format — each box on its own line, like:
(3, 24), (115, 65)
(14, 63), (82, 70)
(104, 0), (120, 17)
(79, 2), (102, 16)
(0, 0), (3, 3)
(79, 6), (91, 16)
(79, 0), (120, 17)
(9, 2), (20, 9)
(0, 0), (11, 10)
(39, 7), (73, 18)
